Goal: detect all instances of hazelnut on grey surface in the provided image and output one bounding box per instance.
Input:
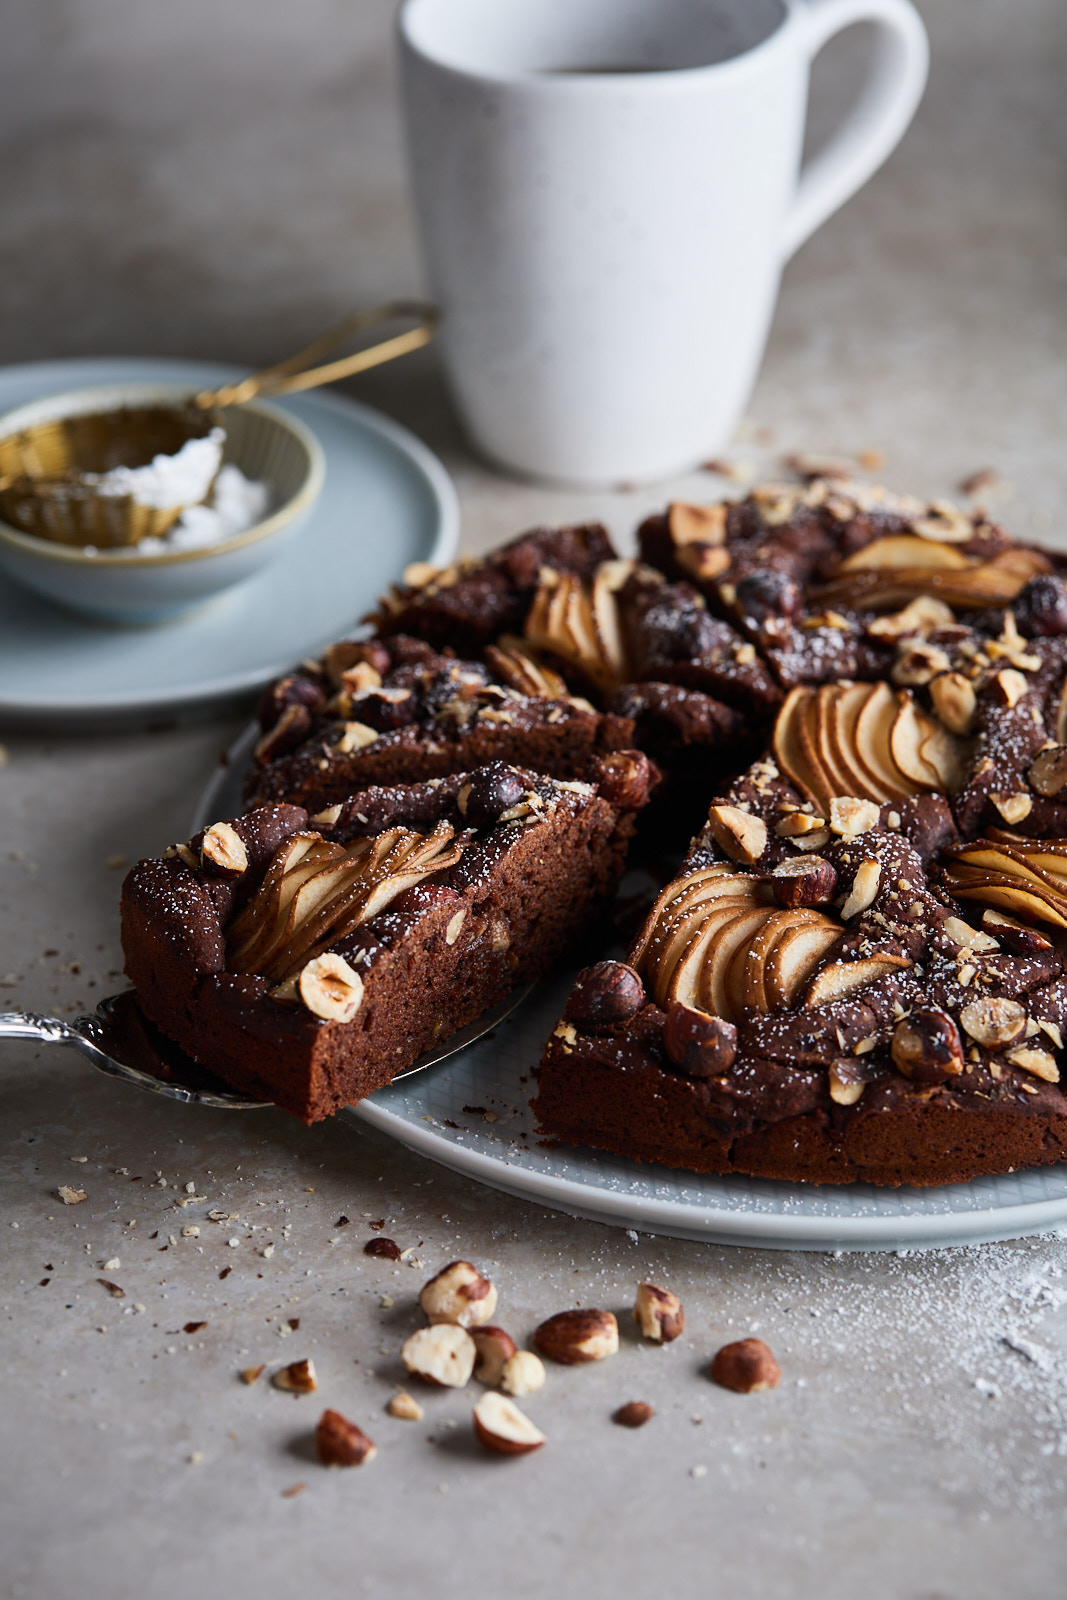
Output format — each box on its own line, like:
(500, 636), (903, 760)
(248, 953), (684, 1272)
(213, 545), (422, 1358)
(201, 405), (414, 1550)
(710, 1339), (781, 1394)
(663, 1003), (736, 1077)
(633, 1283), (685, 1343)
(891, 1010), (965, 1084)
(315, 1408), (376, 1467)
(419, 1261), (498, 1328)
(563, 962), (645, 1034)
(533, 1309), (619, 1365)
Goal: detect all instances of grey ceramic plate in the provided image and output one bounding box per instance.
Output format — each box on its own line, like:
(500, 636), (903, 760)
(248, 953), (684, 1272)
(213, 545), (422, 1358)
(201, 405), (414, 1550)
(195, 737), (1067, 1251)
(0, 356), (458, 728)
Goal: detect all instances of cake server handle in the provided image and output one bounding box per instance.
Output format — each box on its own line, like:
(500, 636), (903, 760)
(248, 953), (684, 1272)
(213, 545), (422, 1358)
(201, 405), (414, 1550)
(0, 1008), (267, 1109)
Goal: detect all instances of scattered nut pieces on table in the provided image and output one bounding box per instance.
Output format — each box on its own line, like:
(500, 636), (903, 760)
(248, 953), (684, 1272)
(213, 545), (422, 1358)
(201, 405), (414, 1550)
(315, 1408), (377, 1467)
(533, 1309), (619, 1364)
(710, 1338), (781, 1394)
(473, 1392), (546, 1456)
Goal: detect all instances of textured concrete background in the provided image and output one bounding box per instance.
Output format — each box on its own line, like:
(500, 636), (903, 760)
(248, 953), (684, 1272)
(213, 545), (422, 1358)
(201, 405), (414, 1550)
(2, 2), (1067, 1596)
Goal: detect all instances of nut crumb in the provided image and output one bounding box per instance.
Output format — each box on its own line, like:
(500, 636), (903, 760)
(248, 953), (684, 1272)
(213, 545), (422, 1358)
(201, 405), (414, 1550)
(281, 1482), (306, 1498)
(613, 1401), (654, 1428)
(58, 1185), (87, 1205)
(241, 1365), (266, 1385)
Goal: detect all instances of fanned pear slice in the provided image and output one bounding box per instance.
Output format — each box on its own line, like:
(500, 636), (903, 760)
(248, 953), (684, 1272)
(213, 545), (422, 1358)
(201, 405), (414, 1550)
(802, 952), (912, 1009)
(855, 682), (919, 800)
(797, 690), (841, 818)
(951, 846), (1062, 892)
(812, 686), (862, 806)
(629, 865), (741, 966)
(737, 910), (827, 1013)
(766, 920), (843, 1009)
(827, 683), (895, 803)
(950, 879), (1067, 930)
(664, 904), (766, 1012)
(773, 688), (825, 810)
(591, 561), (632, 687)
(890, 694), (946, 788)
(696, 907), (776, 1023)
(836, 535), (972, 573)
(649, 895), (757, 1001)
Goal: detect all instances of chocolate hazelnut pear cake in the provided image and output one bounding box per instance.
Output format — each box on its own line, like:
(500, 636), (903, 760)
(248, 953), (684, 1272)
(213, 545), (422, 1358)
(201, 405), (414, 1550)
(121, 754), (653, 1121)
(122, 475), (1067, 1183)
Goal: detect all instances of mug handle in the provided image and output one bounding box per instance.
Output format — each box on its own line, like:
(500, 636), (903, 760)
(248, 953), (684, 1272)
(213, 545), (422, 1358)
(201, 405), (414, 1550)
(781, 0), (929, 260)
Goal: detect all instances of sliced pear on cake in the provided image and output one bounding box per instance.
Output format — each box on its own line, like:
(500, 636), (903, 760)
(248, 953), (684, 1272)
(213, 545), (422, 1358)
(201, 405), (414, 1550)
(766, 920), (843, 1009)
(855, 682), (917, 801)
(836, 536), (973, 574)
(827, 683), (895, 803)
(773, 688), (827, 810)
(650, 896), (757, 1003)
(801, 952), (912, 1008)
(696, 906), (777, 1022)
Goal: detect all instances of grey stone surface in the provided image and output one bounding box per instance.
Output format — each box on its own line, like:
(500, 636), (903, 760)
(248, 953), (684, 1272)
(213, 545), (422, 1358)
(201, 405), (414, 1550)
(2, 1), (1067, 1596)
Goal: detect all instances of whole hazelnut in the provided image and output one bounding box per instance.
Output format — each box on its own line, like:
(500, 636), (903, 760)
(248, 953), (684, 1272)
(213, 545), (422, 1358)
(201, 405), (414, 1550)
(710, 1338), (781, 1394)
(891, 1009), (965, 1084)
(256, 673), (325, 732)
(348, 687), (417, 733)
(500, 1351), (547, 1398)
(593, 750), (655, 812)
(1013, 575), (1067, 637)
(613, 1401), (655, 1428)
(253, 702), (313, 765)
(419, 1261), (498, 1328)
(768, 856), (838, 908)
(563, 961), (645, 1034)
(533, 1309), (619, 1365)
(735, 570), (802, 627)
(663, 1003), (736, 1077)
(459, 763), (528, 830)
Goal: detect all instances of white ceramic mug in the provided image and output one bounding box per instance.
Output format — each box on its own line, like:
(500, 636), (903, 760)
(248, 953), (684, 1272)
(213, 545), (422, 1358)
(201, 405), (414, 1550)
(398, 0), (928, 488)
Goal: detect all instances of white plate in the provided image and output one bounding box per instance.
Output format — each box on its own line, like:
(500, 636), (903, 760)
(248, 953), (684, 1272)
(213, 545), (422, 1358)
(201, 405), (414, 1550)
(0, 357), (458, 728)
(195, 735), (1067, 1251)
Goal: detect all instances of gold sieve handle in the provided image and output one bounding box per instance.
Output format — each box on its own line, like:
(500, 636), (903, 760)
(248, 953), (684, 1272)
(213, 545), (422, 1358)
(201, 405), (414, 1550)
(193, 300), (439, 410)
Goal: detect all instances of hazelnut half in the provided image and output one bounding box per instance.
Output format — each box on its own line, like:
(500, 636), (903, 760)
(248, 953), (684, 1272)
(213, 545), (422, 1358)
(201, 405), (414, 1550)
(419, 1261), (498, 1329)
(500, 1351), (547, 1398)
(401, 1324), (477, 1388)
(1028, 745), (1067, 799)
(891, 1010), (965, 1084)
(533, 1309), (619, 1365)
(470, 1326), (518, 1387)
(472, 1391), (546, 1456)
(960, 997), (1027, 1049)
(633, 1282), (685, 1343)
(663, 1003), (736, 1078)
(201, 821), (248, 879)
(315, 1408), (376, 1467)
(710, 1338), (781, 1394)
(563, 961), (645, 1034)
(298, 953), (364, 1023)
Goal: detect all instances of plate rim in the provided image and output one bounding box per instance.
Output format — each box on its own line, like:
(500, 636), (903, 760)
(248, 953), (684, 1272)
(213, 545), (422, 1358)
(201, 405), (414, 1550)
(0, 355), (459, 719)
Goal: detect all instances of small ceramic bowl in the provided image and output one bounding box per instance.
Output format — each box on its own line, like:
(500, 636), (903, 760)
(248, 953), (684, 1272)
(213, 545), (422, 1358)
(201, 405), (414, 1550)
(0, 383), (325, 623)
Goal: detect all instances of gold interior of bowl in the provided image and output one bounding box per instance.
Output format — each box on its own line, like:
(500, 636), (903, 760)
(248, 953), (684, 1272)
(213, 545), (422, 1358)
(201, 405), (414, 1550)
(0, 403), (222, 548)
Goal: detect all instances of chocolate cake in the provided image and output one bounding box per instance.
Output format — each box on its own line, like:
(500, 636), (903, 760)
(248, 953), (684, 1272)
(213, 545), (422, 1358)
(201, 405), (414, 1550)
(121, 474), (1067, 1185)
(534, 486), (1067, 1184)
(121, 754), (653, 1121)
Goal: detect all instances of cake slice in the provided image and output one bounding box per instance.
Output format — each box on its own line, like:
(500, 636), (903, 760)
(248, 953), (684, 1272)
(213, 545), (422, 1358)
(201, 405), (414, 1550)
(121, 754), (653, 1122)
(534, 725), (1067, 1187)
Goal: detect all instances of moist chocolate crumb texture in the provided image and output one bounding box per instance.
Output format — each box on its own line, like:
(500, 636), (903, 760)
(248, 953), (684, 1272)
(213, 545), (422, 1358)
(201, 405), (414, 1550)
(121, 754), (654, 1122)
(535, 482), (1067, 1186)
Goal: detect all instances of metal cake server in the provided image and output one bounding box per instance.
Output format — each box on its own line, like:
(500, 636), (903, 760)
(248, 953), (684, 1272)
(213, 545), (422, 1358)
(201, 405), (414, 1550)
(0, 983), (535, 1111)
